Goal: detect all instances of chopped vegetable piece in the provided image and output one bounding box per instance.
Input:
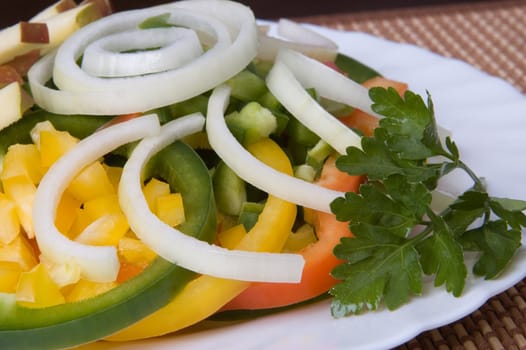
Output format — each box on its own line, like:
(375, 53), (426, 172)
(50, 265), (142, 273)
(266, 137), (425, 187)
(142, 178), (170, 212)
(155, 193), (185, 227)
(0, 262), (22, 293)
(0, 235), (38, 271)
(0, 193), (20, 244)
(38, 127), (80, 168)
(1, 143), (43, 185)
(217, 224), (247, 249)
(74, 213), (129, 246)
(2, 175), (37, 238)
(213, 160), (247, 216)
(20, 22), (50, 44)
(65, 279), (117, 303)
(16, 264), (65, 308)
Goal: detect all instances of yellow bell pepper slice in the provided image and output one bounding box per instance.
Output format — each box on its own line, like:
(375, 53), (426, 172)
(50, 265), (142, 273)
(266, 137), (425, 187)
(107, 138), (297, 341)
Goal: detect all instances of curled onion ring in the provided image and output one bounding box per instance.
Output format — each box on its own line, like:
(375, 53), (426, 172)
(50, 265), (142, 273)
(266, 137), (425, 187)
(28, 0), (258, 115)
(81, 27), (203, 77)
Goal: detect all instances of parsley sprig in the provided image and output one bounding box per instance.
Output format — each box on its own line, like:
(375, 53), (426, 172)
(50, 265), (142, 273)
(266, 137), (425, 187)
(329, 87), (526, 317)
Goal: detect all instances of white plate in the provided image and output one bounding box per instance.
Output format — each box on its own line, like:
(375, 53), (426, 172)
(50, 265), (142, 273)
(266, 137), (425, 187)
(87, 25), (526, 350)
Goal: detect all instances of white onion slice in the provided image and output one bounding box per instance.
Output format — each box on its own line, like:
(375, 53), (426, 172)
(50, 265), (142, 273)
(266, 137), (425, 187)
(28, 0), (258, 115)
(81, 27), (203, 77)
(275, 49), (378, 115)
(267, 60), (361, 154)
(266, 49), (384, 154)
(33, 114), (161, 282)
(257, 19), (338, 62)
(206, 85), (343, 213)
(278, 19), (338, 49)
(119, 113), (305, 282)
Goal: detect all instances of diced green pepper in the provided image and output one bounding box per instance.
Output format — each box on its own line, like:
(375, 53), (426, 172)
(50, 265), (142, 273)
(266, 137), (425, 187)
(213, 160), (247, 216)
(225, 102), (277, 145)
(226, 70), (268, 102)
(238, 201), (265, 231)
(334, 53), (381, 83)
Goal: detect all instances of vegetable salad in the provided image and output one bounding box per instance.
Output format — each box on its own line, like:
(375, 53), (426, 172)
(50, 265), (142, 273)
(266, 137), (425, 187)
(0, 0), (524, 349)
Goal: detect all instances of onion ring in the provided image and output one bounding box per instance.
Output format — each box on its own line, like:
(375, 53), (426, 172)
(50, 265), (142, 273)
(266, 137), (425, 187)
(28, 0), (258, 115)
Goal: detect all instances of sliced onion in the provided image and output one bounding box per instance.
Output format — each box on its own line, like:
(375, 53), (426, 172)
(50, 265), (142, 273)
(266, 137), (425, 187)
(267, 60), (361, 154)
(278, 19), (338, 49)
(266, 49), (383, 154)
(32, 114), (161, 282)
(206, 85), (344, 213)
(119, 113), (304, 282)
(275, 49), (378, 115)
(257, 19), (338, 62)
(28, 0), (258, 115)
(81, 27), (203, 77)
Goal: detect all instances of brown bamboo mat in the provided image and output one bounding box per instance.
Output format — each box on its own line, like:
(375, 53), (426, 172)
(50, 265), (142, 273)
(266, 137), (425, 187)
(298, 1), (526, 349)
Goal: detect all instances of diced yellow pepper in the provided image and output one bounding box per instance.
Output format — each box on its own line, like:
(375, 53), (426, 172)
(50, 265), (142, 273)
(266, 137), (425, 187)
(39, 254), (81, 288)
(102, 164), (123, 190)
(142, 178), (170, 212)
(39, 128), (79, 168)
(74, 213), (129, 246)
(67, 161), (115, 202)
(16, 264), (65, 308)
(55, 190), (81, 234)
(30, 120), (55, 146)
(118, 237), (157, 266)
(67, 194), (123, 237)
(0, 235), (38, 271)
(0, 261), (22, 293)
(216, 212), (238, 233)
(303, 207), (316, 225)
(65, 278), (117, 303)
(0, 192), (20, 244)
(1, 175), (36, 238)
(83, 194), (122, 218)
(156, 192), (185, 227)
(217, 224), (247, 249)
(67, 207), (91, 238)
(282, 223), (317, 252)
(0, 143), (44, 185)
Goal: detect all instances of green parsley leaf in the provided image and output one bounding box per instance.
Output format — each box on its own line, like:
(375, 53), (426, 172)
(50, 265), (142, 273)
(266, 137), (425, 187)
(336, 130), (440, 183)
(330, 86), (524, 317)
(331, 183), (418, 238)
(330, 230), (422, 316)
(417, 211), (467, 296)
(461, 221), (521, 279)
(489, 197), (526, 229)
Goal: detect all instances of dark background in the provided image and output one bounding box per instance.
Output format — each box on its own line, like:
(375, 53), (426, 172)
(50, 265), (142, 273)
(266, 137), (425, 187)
(1, 0), (494, 27)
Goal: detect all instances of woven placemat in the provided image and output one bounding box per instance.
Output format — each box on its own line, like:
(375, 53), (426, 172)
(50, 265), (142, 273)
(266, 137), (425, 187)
(297, 1), (526, 349)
